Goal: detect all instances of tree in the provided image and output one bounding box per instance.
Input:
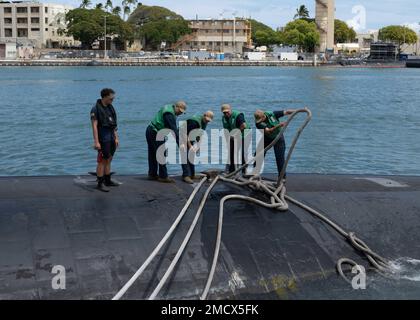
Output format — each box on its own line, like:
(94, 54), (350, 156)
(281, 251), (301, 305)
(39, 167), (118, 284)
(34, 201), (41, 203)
(283, 19), (320, 52)
(128, 4), (191, 50)
(122, 0), (138, 19)
(112, 6), (122, 16)
(335, 19), (356, 43)
(123, 6), (131, 20)
(105, 0), (113, 12)
(379, 25), (418, 53)
(95, 3), (103, 10)
(249, 19), (281, 47)
(294, 5), (310, 20)
(65, 8), (134, 49)
(79, 0), (91, 9)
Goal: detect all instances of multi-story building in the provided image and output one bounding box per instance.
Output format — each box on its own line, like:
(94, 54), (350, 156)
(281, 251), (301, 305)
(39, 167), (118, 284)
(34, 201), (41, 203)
(173, 19), (253, 54)
(0, 1), (75, 49)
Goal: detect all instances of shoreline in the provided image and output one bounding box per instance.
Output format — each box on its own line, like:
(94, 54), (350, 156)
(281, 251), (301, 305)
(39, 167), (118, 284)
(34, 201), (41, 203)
(0, 59), (407, 68)
(0, 59), (319, 67)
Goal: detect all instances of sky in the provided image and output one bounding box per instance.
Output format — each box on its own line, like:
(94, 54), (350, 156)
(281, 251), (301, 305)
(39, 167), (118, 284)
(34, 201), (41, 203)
(60, 0), (420, 33)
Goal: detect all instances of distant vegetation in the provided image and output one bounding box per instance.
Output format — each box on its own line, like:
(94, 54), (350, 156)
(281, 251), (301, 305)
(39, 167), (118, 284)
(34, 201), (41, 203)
(334, 19), (357, 43)
(379, 25), (418, 53)
(294, 5), (310, 20)
(282, 19), (320, 52)
(128, 4), (191, 50)
(249, 19), (281, 47)
(65, 8), (134, 49)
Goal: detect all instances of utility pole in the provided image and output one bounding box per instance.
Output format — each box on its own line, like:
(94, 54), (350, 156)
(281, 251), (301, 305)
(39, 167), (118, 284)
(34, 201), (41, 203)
(232, 11), (237, 55)
(104, 15), (107, 59)
(219, 11), (226, 53)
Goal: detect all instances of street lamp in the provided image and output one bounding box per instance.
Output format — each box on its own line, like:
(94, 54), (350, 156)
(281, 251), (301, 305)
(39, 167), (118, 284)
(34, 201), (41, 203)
(232, 11), (238, 55)
(104, 15), (107, 59)
(219, 10), (227, 53)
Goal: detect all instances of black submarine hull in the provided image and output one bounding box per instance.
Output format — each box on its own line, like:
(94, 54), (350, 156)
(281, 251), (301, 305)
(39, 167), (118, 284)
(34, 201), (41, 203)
(0, 174), (419, 300)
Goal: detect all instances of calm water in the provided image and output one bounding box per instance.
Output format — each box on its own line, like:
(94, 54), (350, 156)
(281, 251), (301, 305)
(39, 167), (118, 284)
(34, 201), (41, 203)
(0, 66), (419, 176)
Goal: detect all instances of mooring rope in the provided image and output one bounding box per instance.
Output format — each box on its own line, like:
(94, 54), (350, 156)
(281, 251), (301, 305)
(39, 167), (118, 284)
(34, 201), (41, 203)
(112, 176), (208, 300)
(113, 107), (391, 300)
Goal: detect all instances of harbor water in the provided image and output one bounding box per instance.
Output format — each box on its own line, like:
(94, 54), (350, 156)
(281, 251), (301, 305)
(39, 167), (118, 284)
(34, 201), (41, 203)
(0, 66), (419, 176)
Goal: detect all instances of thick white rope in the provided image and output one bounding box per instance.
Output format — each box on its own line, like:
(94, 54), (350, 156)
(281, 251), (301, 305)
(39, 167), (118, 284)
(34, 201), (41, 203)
(148, 176), (220, 300)
(112, 176), (207, 300)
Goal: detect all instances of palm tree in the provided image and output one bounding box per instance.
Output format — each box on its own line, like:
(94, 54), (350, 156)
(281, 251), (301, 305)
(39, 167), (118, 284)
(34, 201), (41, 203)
(123, 5), (131, 20)
(112, 6), (122, 16)
(95, 3), (103, 10)
(105, 0), (113, 12)
(294, 5), (310, 20)
(122, 0), (138, 20)
(79, 0), (91, 9)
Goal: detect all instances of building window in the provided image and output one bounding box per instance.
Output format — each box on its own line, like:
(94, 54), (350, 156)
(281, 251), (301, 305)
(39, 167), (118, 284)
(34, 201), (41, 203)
(45, 28), (48, 31)
(31, 7), (40, 13)
(223, 30), (230, 34)
(224, 42), (229, 46)
(31, 18), (40, 24)
(4, 7), (12, 13)
(31, 28), (40, 31)
(45, 7), (48, 13)
(16, 7), (28, 14)
(45, 18), (48, 24)
(17, 18), (28, 24)
(186, 42), (191, 46)
(17, 28), (28, 37)
(4, 18), (12, 24)
(201, 42), (206, 46)
(5, 28), (13, 37)
(216, 42), (221, 46)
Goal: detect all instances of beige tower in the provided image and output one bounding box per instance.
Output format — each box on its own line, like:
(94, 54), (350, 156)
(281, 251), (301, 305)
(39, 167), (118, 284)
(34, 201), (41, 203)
(315, 0), (335, 52)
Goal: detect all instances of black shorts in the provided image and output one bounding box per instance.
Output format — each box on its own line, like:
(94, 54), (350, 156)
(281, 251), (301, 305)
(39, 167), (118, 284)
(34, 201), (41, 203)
(97, 140), (116, 162)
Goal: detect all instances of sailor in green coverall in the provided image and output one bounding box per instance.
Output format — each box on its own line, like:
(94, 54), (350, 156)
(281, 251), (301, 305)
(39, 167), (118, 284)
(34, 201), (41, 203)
(221, 104), (250, 174)
(254, 109), (296, 178)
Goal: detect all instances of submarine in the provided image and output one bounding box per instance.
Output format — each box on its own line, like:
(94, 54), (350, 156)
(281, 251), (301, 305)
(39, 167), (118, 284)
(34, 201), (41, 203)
(0, 172), (420, 300)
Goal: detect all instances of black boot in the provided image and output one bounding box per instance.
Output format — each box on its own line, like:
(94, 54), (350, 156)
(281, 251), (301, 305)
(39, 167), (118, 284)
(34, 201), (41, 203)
(104, 174), (120, 187)
(97, 176), (110, 192)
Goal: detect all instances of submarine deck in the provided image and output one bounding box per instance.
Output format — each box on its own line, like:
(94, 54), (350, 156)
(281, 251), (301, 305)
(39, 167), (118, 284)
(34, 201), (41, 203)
(0, 174), (420, 300)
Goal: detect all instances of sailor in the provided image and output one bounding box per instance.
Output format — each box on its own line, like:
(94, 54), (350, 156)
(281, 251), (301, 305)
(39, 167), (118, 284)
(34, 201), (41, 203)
(90, 88), (120, 192)
(146, 101), (187, 183)
(254, 109), (295, 178)
(221, 104), (250, 174)
(181, 111), (214, 184)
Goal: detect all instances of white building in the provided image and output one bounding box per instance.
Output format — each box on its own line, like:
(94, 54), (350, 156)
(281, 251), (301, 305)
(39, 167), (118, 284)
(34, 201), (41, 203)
(355, 31), (379, 54)
(0, 1), (76, 50)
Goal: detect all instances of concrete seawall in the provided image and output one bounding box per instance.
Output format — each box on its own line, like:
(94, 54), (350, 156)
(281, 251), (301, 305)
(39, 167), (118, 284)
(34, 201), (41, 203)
(0, 59), (321, 67)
